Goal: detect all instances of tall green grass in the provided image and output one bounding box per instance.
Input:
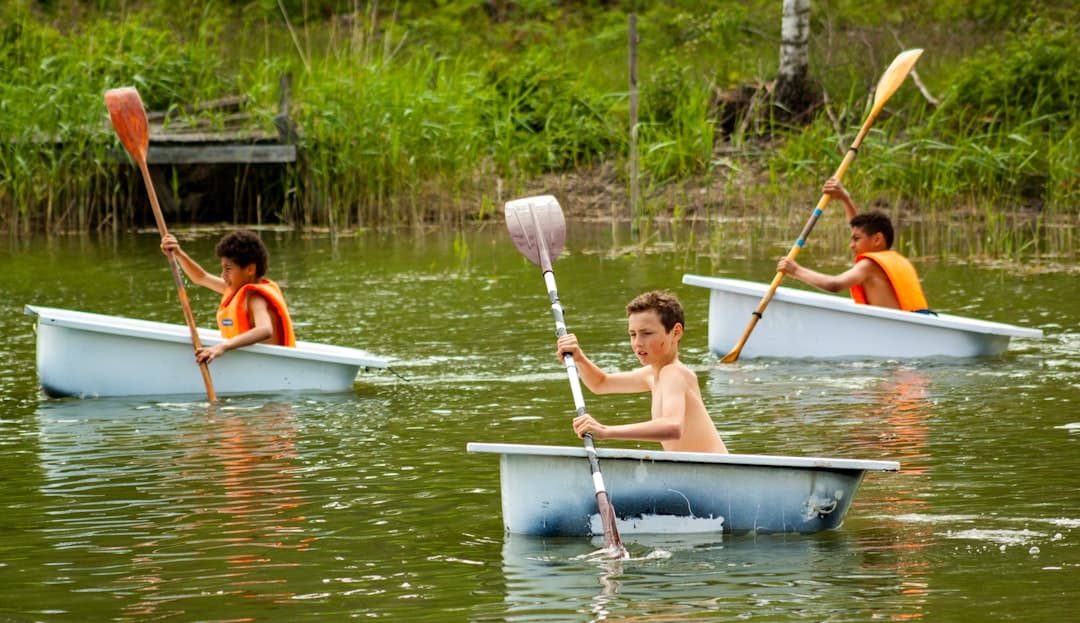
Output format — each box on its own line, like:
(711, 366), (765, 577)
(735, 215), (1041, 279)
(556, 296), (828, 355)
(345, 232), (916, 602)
(737, 14), (1078, 267)
(0, 1), (238, 233)
(0, 0), (1075, 266)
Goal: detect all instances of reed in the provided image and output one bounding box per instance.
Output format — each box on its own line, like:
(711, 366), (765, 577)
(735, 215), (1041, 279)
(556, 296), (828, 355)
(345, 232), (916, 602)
(0, 3), (236, 233)
(0, 0), (1075, 266)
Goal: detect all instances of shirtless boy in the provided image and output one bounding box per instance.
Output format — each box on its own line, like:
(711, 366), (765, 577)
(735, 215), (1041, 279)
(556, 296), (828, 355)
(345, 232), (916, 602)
(556, 290), (728, 454)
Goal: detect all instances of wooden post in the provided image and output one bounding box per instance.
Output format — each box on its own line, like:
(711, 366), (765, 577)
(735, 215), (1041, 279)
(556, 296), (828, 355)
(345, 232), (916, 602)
(628, 13), (640, 236)
(274, 73), (297, 143)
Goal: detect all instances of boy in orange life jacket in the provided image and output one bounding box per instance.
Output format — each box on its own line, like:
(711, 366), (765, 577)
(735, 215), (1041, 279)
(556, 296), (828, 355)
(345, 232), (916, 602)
(776, 177), (929, 311)
(160, 230), (296, 365)
(557, 291), (728, 454)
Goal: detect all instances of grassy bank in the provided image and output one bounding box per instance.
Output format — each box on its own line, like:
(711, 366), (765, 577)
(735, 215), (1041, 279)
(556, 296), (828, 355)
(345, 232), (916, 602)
(0, 0), (1076, 263)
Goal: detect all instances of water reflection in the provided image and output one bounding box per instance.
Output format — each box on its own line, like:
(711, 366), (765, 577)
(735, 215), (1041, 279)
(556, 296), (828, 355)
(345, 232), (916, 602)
(37, 399), (314, 620)
(850, 368), (933, 473)
(497, 531), (924, 622)
(2, 226), (1077, 622)
(697, 362), (941, 621)
(845, 368), (936, 621)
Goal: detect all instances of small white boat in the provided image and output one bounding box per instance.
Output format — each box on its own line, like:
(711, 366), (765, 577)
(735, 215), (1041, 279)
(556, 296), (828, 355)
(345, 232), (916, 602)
(467, 442), (898, 536)
(26, 305), (388, 398)
(682, 275), (1043, 359)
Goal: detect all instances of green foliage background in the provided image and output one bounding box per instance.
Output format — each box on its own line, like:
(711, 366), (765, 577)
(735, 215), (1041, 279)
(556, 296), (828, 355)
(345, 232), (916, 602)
(0, 0), (1076, 253)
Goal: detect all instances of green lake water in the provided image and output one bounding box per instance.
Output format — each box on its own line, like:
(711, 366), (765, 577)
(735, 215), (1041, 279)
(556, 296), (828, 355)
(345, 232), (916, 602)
(0, 222), (1077, 621)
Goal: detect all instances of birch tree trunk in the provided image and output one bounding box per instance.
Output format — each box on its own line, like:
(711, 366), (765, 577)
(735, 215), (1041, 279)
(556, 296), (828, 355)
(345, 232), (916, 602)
(776, 0), (817, 118)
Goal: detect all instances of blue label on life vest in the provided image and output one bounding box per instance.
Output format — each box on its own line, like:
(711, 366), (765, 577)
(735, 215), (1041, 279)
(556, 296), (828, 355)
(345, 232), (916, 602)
(221, 319), (233, 327)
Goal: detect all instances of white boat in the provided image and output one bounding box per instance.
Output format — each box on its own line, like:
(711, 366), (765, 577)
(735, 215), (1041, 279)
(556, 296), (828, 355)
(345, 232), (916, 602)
(467, 442), (899, 536)
(25, 305), (388, 398)
(682, 275), (1043, 359)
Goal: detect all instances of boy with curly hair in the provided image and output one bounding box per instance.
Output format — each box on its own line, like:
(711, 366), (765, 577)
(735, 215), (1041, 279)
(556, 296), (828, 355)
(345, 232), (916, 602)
(161, 230), (295, 364)
(777, 177), (930, 311)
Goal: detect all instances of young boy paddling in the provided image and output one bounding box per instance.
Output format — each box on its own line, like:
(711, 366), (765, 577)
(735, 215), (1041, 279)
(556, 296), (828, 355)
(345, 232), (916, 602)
(777, 177), (930, 311)
(161, 230), (296, 364)
(556, 291), (728, 454)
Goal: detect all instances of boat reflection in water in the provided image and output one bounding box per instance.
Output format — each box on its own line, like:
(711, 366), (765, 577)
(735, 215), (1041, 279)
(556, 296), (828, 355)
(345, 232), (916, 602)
(37, 398), (314, 620)
(498, 531), (924, 621)
(846, 368), (937, 620)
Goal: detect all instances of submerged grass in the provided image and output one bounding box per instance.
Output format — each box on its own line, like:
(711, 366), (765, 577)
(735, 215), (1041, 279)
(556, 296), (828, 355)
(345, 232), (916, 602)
(0, 0), (1075, 266)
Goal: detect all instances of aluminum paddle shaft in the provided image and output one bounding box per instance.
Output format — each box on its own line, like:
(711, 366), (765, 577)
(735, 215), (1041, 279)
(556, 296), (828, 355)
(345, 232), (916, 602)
(540, 261), (625, 558)
(505, 195), (626, 558)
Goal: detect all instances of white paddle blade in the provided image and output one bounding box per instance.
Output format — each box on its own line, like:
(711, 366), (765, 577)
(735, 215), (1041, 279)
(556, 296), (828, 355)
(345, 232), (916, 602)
(504, 194), (566, 266)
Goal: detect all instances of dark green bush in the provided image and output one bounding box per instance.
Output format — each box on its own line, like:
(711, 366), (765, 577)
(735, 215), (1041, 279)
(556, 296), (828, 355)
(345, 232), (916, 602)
(946, 17), (1079, 128)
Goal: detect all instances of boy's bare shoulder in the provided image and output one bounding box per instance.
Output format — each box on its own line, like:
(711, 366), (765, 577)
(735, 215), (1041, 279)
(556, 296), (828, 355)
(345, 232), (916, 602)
(657, 360), (698, 385)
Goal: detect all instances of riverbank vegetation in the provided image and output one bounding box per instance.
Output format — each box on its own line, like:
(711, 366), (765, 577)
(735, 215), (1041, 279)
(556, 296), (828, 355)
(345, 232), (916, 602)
(0, 1), (1076, 265)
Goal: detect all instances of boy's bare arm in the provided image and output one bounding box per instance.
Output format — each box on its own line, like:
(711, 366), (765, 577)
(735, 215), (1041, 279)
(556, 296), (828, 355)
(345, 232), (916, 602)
(572, 367), (689, 442)
(175, 252), (224, 292)
(573, 412), (682, 443)
(823, 177), (857, 222)
(656, 367), (689, 427)
(194, 295), (274, 364)
(557, 334), (649, 394)
(238, 294), (275, 345)
(778, 257), (876, 293)
(160, 234), (227, 293)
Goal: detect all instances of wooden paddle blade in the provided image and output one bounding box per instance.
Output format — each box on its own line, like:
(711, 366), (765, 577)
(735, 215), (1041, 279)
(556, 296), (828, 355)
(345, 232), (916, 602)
(104, 87), (150, 163)
(871, 49), (923, 111)
(505, 195), (566, 267)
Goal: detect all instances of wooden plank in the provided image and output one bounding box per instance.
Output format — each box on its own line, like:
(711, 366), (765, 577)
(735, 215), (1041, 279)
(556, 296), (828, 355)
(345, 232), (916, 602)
(146, 95), (250, 121)
(148, 130), (283, 143)
(149, 112), (260, 131)
(107, 144), (296, 164)
(147, 144), (297, 164)
(110, 144), (299, 164)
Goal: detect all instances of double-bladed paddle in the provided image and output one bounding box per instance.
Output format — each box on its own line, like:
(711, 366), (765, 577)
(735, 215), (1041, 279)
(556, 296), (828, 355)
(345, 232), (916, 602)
(721, 48), (924, 363)
(505, 194), (627, 559)
(104, 87), (217, 401)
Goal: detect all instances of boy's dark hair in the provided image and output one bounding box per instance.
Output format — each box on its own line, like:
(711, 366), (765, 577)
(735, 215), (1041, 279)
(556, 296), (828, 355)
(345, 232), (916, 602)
(216, 230), (269, 278)
(626, 290), (684, 332)
(849, 210), (895, 248)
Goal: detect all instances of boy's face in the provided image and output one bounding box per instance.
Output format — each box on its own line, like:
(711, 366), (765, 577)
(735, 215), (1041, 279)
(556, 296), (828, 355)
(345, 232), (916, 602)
(849, 226), (886, 255)
(220, 257), (258, 290)
(627, 309), (681, 366)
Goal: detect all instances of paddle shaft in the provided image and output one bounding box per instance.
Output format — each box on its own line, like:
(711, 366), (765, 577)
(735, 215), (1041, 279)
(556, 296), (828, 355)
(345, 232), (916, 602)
(105, 88), (216, 401)
(137, 159), (217, 402)
(722, 127), (870, 360)
(543, 272), (624, 552)
(720, 49), (922, 363)
(529, 209), (624, 554)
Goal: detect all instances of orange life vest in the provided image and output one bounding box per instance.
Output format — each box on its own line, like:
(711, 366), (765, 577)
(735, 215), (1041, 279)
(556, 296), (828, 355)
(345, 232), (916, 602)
(217, 279), (296, 347)
(850, 250), (929, 312)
